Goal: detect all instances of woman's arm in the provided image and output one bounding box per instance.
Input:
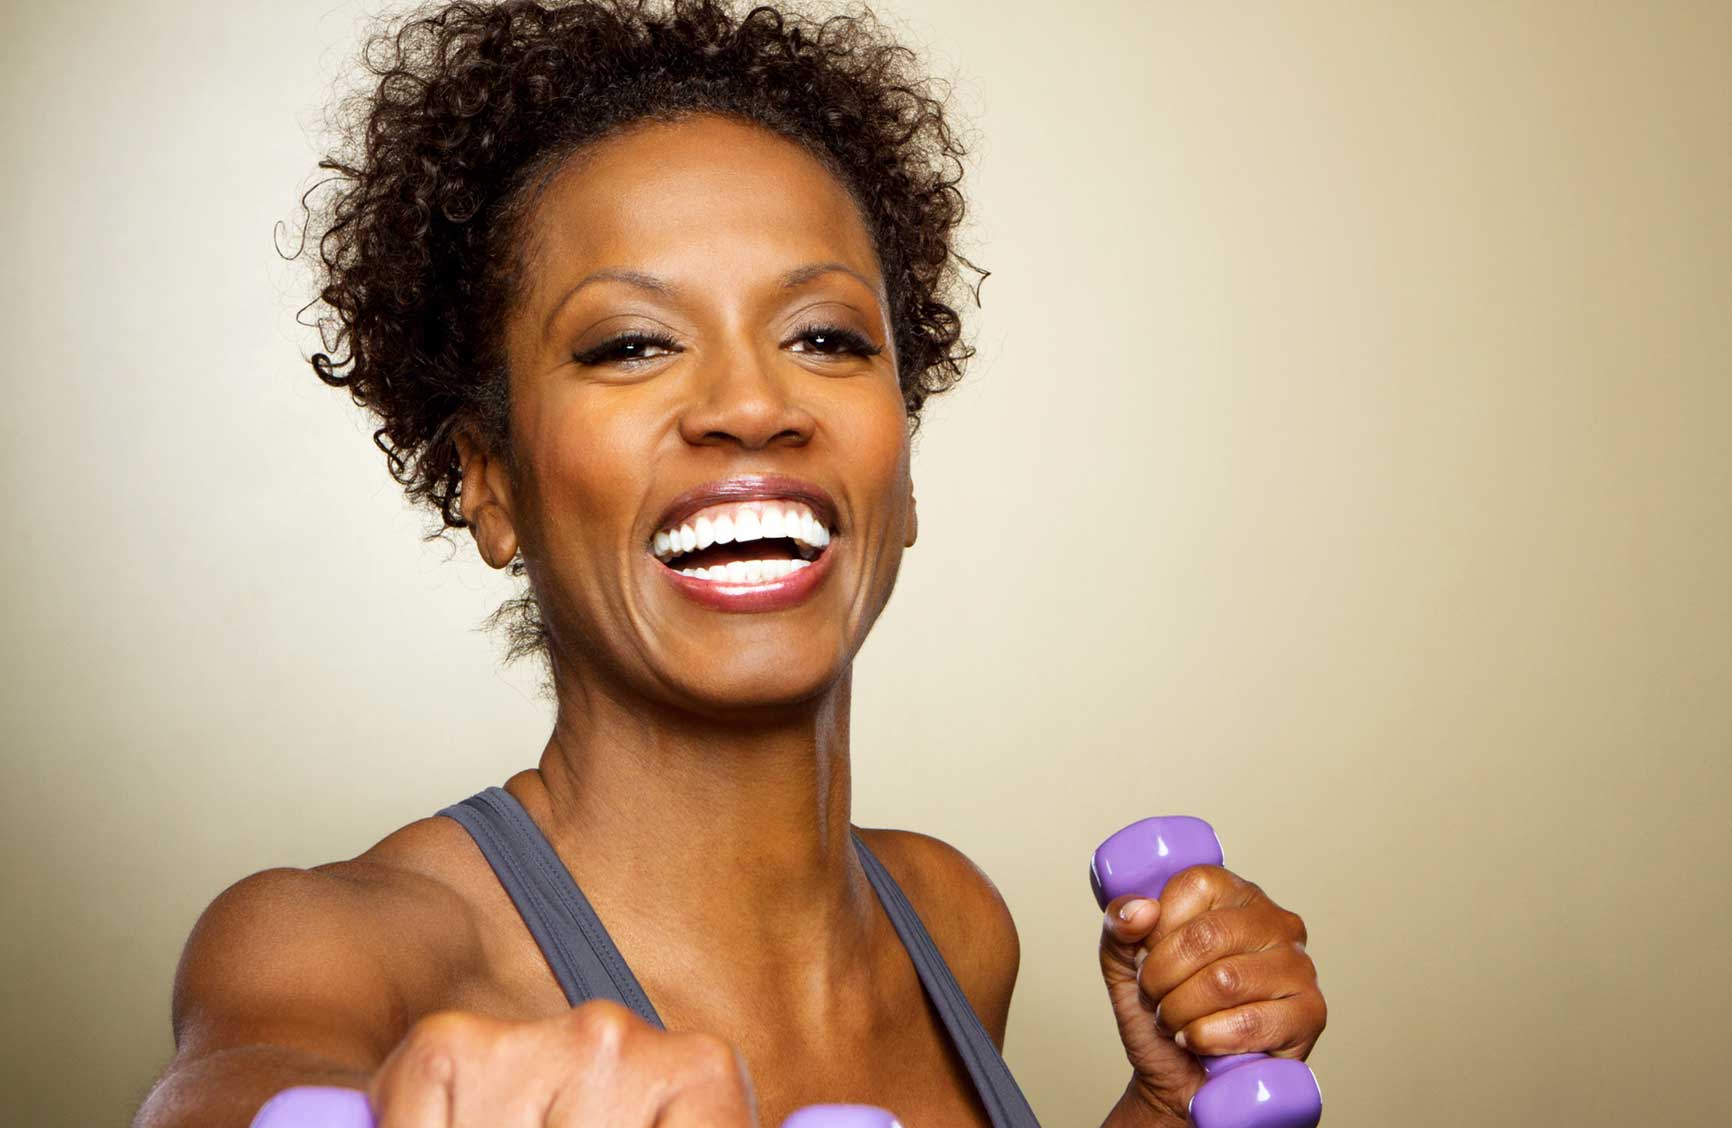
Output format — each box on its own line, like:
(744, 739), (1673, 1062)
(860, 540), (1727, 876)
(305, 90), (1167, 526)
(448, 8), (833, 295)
(133, 866), (410, 1127)
(136, 859), (761, 1128)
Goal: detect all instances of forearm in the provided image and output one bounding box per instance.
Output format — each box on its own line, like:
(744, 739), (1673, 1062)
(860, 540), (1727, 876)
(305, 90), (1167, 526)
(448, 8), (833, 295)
(133, 1044), (371, 1128)
(1101, 1076), (1189, 1128)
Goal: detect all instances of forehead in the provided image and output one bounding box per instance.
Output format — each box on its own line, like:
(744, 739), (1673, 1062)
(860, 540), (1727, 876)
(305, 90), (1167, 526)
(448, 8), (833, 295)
(520, 114), (883, 298)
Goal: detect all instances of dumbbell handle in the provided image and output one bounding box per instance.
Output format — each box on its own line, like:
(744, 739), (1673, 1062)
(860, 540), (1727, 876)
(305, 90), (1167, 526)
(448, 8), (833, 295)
(1091, 816), (1323, 1128)
(249, 1086), (900, 1128)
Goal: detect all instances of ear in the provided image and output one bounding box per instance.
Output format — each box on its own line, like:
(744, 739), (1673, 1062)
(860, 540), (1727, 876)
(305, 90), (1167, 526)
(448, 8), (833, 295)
(904, 479), (919, 549)
(453, 423), (521, 570)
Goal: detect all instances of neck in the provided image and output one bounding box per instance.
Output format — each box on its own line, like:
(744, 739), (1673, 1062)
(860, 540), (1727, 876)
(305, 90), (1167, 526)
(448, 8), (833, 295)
(511, 665), (872, 981)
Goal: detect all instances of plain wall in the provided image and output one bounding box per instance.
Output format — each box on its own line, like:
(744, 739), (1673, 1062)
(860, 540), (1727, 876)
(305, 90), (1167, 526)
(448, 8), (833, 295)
(2, 1), (1728, 1125)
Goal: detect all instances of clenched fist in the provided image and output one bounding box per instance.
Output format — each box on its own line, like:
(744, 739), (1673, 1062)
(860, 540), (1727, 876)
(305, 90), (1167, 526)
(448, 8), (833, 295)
(1098, 865), (1325, 1124)
(368, 999), (759, 1127)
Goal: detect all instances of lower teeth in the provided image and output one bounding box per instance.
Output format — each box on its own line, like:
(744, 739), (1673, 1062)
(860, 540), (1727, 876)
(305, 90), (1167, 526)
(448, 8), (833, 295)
(678, 558), (812, 583)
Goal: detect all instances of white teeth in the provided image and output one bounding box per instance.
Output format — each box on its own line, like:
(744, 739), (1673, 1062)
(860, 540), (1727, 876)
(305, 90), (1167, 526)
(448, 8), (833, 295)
(653, 500), (833, 560)
(724, 560), (748, 583)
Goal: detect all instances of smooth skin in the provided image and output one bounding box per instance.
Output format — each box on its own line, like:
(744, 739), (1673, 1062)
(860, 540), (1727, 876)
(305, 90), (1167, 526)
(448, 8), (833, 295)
(135, 113), (1323, 1128)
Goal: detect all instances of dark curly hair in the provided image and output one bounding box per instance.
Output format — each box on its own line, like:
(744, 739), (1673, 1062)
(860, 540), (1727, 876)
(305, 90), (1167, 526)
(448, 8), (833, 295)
(292, 0), (986, 682)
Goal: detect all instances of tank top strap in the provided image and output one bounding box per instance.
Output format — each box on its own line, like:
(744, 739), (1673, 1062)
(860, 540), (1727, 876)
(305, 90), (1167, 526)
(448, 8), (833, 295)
(850, 832), (1044, 1128)
(438, 787), (664, 1027)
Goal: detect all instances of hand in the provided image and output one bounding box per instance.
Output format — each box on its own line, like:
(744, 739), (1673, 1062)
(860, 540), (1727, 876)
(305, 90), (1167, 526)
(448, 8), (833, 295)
(1097, 866), (1324, 1122)
(368, 999), (759, 1127)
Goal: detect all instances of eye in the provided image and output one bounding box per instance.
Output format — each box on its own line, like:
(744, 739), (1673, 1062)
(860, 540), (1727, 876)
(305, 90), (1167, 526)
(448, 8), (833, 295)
(788, 323), (882, 359)
(573, 330), (681, 367)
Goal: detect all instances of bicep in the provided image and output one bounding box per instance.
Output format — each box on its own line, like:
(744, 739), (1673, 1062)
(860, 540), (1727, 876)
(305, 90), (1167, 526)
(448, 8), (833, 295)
(168, 867), (404, 1070)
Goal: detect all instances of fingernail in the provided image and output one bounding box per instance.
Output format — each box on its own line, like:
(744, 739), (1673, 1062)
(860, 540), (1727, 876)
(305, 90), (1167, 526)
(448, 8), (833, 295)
(1117, 898), (1150, 923)
(1174, 1030), (1188, 1049)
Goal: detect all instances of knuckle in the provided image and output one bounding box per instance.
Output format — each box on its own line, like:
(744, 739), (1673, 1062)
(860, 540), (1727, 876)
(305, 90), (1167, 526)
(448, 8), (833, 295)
(568, 1000), (633, 1055)
(1210, 960), (1243, 1000)
(681, 1032), (747, 1086)
(408, 1010), (473, 1054)
(1283, 909), (1308, 944)
(1181, 917), (1223, 962)
(398, 1012), (472, 1084)
(1172, 866), (1217, 901)
(1230, 1006), (1264, 1044)
(696, 1033), (741, 1074)
(401, 1042), (456, 1087)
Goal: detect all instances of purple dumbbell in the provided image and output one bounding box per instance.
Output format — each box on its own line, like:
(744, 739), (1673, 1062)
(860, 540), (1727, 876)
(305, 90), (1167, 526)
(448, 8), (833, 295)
(1092, 817), (1323, 1128)
(781, 1105), (904, 1128)
(249, 1086), (900, 1128)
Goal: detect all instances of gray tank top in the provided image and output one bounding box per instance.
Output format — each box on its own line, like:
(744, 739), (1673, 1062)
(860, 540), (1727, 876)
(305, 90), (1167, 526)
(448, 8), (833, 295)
(439, 787), (1041, 1128)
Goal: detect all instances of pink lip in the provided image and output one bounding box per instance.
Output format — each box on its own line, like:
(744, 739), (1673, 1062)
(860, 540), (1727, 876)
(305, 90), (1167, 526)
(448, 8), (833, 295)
(649, 474), (839, 543)
(656, 534), (836, 613)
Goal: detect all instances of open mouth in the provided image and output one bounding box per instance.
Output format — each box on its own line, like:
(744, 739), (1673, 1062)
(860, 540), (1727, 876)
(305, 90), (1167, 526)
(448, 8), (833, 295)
(651, 499), (832, 584)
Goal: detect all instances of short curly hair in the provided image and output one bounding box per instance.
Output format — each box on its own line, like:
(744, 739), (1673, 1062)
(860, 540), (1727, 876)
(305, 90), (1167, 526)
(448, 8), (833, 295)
(293, 0), (985, 680)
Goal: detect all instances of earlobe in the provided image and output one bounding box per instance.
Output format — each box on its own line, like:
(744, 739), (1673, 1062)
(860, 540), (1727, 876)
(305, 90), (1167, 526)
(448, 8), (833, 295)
(454, 424), (520, 571)
(905, 490), (919, 549)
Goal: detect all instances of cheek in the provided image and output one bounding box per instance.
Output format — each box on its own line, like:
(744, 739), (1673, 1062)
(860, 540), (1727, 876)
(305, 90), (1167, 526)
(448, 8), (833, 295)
(518, 388), (657, 560)
(833, 382), (912, 544)
(836, 374), (909, 471)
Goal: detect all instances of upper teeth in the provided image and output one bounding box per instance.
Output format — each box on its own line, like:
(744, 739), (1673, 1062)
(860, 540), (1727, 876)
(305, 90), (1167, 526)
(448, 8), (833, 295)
(652, 500), (832, 560)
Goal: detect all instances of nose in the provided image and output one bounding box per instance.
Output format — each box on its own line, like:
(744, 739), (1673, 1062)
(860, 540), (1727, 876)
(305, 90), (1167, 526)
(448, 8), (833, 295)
(677, 337), (815, 450)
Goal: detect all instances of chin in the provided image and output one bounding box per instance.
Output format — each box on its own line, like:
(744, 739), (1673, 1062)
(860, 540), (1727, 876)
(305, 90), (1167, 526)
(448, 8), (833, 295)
(661, 640), (850, 716)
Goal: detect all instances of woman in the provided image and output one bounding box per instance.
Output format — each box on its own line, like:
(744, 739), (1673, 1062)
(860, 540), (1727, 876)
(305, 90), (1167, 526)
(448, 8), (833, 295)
(136, 2), (1325, 1125)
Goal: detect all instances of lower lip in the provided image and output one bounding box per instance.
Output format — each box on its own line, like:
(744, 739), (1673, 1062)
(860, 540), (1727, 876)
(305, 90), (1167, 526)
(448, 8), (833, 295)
(655, 543), (835, 612)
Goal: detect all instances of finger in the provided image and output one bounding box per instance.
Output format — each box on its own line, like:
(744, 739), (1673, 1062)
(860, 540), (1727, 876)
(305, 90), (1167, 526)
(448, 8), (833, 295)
(1098, 894), (1163, 987)
(1172, 993), (1328, 1059)
(1151, 941), (1315, 1037)
(370, 1041), (455, 1128)
(653, 1086), (759, 1128)
(651, 1033), (758, 1128)
(1145, 865), (1257, 945)
(1138, 904), (1305, 1004)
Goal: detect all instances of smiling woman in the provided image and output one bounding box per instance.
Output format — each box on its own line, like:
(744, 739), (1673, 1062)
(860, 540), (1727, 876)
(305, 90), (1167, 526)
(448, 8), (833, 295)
(129, 3), (1325, 1127)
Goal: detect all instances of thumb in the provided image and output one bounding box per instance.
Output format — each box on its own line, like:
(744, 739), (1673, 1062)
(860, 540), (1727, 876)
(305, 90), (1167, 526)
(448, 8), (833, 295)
(1098, 893), (1206, 1120)
(1098, 894), (1161, 996)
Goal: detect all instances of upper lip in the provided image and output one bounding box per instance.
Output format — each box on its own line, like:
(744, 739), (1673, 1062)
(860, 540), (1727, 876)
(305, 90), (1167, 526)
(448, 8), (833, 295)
(649, 474), (840, 544)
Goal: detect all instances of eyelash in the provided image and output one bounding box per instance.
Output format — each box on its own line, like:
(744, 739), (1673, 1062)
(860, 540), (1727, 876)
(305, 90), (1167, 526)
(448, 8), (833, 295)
(573, 324), (881, 368)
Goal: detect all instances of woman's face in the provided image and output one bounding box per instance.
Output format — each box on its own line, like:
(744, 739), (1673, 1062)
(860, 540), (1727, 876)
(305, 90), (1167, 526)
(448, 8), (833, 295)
(468, 113), (916, 717)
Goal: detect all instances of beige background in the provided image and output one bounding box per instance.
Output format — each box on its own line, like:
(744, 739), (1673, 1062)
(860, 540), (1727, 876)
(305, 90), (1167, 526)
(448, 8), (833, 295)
(3, 1), (1729, 1125)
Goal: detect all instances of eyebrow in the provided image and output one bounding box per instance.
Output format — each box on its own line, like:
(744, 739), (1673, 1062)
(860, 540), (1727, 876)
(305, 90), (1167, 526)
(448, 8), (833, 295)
(542, 261), (880, 341)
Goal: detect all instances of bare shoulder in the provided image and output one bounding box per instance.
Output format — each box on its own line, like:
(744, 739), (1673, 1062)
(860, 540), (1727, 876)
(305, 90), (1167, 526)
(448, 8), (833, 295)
(171, 814), (487, 1065)
(854, 826), (1021, 1046)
